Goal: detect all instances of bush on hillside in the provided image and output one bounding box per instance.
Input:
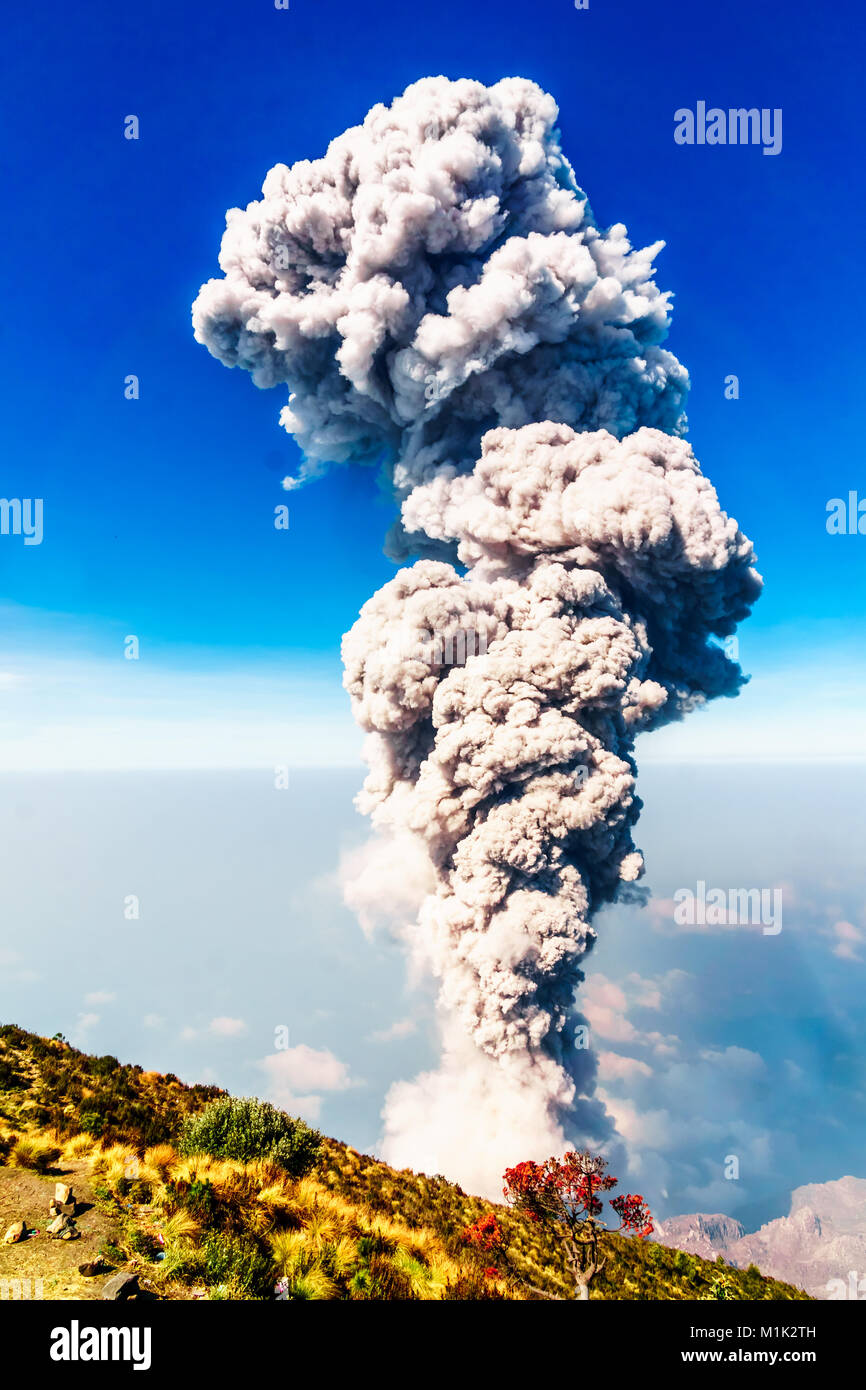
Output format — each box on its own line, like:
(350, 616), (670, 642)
(12, 1136), (61, 1173)
(0, 1056), (25, 1090)
(179, 1096), (320, 1176)
(201, 1231), (275, 1297)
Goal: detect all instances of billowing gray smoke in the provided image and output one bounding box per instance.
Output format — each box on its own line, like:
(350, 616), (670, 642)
(193, 76), (761, 1195)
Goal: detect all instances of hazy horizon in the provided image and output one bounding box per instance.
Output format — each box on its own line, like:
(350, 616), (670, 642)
(2, 760), (862, 1230)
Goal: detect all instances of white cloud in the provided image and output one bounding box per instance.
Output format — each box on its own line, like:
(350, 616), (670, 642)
(598, 1052), (652, 1082)
(259, 1044), (355, 1123)
(84, 990), (116, 1005)
(583, 971), (686, 1045)
(179, 1016), (250, 1043)
(644, 1031), (681, 1057)
(208, 1017), (247, 1038)
(829, 920), (864, 962)
(582, 975), (636, 1043)
(73, 1012), (100, 1043)
(625, 970), (689, 1010)
(628, 976), (662, 1010)
(371, 1017), (418, 1042)
(698, 1045), (766, 1078)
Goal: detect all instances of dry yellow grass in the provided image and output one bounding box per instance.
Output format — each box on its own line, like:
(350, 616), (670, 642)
(303, 1207), (343, 1250)
(161, 1209), (200, 1243)
(9, 1134), (60, 1172)
(328, 1234), (359, 1277)
(142, 1143), (177, 1181)
(271, 1229), (309, 1275)
(290, 1265), (338, 1300)
(61, 1133), (96, 1160)
(89, 1143), (142, 1186)
(77, 1136), (473, 1300)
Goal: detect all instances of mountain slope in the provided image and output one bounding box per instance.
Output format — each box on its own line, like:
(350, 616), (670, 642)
(0, 1024), (811, 1301)
(657, 1178), (866, 1300)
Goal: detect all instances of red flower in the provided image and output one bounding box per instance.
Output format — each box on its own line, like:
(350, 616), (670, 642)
(610, 1193), (654, 1238)
(504, 1152), (653, 1239)
(462, 1212), (504, 1253)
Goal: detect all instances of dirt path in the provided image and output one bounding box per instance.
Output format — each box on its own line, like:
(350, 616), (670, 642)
(0, 1159), (123, 1300)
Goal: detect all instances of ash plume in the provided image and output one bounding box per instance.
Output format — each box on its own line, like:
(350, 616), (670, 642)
(193, 76), (761, 1195)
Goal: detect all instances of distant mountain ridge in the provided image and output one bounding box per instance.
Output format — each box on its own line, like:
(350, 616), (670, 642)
(657, 1177), (866, 1300)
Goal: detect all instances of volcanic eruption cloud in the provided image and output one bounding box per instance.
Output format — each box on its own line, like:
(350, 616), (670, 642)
(193, 77), (762, 1196)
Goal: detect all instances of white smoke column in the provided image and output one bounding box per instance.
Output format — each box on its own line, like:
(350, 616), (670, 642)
(193, 77), (761, 1196)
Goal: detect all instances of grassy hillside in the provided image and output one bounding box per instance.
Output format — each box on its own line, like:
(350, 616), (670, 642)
(0, 1024), (811, 1302)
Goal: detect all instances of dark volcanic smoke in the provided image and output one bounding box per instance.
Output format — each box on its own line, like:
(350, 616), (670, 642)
(193, 76), (761, 1193)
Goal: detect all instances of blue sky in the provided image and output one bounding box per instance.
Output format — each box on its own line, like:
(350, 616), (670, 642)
(1, 0), (864, 1220)
(1, 0), (865, 768)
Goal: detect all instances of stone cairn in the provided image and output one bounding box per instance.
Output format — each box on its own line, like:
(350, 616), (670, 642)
(3, 1181), (80, 1245)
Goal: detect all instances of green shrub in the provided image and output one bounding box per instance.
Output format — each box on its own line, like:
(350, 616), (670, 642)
(100, 1239), (126, 1266)
(184, 1176), (219, 1223)
(0, 1057), (25, 1090)
(117, 1177), (153, 1204)
(90, 1055), (121, 1079)
(201, 1232), (274, 1298)
(79, 1111), (106, 1138)
(179, 1096), (320, 1176)
(128, 1227), (161, 1259)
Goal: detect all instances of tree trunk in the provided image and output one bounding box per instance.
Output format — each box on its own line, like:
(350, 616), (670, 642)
(572, 1254), (604, 1300)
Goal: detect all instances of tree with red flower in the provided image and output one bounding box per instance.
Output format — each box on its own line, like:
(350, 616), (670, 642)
(502, 1150), (652, 1300)
(461, 1211), (505, 1279)
(462, 1211), (504, 1254)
